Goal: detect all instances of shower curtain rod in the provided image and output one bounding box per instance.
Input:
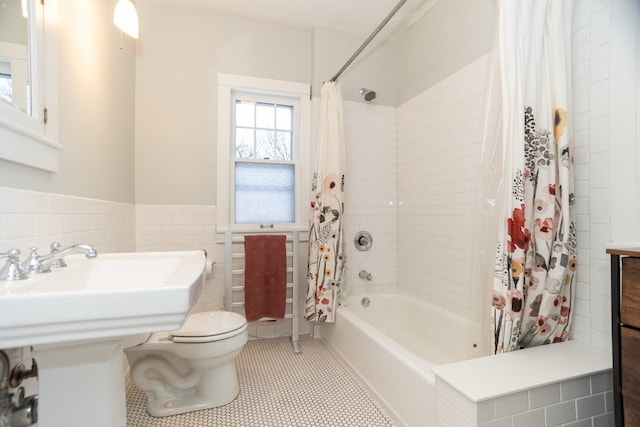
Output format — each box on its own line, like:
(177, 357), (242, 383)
(329, 0), (408, 82)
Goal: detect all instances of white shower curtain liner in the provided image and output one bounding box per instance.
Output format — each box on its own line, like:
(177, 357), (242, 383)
(305, 81), (346, 323)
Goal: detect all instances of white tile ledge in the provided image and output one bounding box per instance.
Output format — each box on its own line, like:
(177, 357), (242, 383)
(432, 340), (612, 402)
(606, 241), (640, 249)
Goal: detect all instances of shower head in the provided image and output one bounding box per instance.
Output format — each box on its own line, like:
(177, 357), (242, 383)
(360, 88), (376, 102)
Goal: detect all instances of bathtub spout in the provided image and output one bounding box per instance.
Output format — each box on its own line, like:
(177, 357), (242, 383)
(358, 270), (373, 281)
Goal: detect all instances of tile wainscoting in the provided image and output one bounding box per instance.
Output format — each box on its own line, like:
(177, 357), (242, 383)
(0, 186), (135, 256)
(136, 204), (311, 339)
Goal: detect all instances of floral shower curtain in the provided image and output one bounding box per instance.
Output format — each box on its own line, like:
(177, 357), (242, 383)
(491, 0), (577, 353)
(305, 81), (346, 323)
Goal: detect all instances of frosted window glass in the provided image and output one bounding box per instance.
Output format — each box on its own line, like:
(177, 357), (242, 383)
(235, 162), (295, 224)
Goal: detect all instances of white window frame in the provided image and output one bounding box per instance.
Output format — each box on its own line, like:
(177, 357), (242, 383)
(216, 74), (310, 235)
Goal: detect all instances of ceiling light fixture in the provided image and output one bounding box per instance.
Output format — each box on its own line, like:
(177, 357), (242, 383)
(113, 0), (139, 40)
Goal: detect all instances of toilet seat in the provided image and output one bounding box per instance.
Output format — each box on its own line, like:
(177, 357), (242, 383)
(170, 311), (247, 343)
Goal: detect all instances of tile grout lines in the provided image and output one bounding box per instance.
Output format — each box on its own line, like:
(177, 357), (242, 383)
(126, 335), (396, 426)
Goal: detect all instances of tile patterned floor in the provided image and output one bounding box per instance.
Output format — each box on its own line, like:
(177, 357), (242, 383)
(126, 335), (396, 426)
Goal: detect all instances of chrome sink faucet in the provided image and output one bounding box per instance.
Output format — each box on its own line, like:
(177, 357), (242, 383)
(0, 249), (29, 281)
(21, 243), (98, 274)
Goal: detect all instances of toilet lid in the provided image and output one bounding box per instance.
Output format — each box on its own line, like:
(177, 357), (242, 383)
(171, 311), (247, 343)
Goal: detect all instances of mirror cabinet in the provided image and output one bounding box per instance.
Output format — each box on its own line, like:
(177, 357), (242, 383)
(0, 0), (61, 172)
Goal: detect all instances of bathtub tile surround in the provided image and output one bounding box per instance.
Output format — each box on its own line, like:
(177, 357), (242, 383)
(388, 0), (625, 352)
(341, 101), (398, 296)
(125, 335), (396, 426)
(435, 374), (613, 427)
(433, 341), (613, 426)
(569, 0), (611, 352)
(396, 55), (487, 315)
(308, 97), (399, 297)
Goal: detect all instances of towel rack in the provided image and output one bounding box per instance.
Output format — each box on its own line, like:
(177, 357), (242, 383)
(224, 230), (301, 354)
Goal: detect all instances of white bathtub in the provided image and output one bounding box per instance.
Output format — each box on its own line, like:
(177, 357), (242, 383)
(320, 293), (470, 427)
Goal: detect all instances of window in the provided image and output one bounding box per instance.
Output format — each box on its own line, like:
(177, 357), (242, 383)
(217, 74), (310, 234)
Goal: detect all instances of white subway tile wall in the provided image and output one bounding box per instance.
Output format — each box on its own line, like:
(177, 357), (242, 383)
(436, 372), (613, 427)
(340, 100), (398, 296)
(573, 0), (613, 352)
(135, 205), (311, 338)
(396, 55), (488, 314)
(135, 204), (223, 314)
(0, 186), (136, 400)
(0, 186), (135, 255)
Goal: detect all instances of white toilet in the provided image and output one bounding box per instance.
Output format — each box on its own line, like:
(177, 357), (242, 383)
(124, 310), (248, 417)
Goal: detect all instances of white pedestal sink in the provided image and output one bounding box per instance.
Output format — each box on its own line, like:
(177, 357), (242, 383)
(34, 339), (128, 427)
(0, 250), (206, 427)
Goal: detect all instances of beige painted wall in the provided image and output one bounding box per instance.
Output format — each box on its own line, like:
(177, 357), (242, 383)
(396, 0), (496, 104)
(0, 0), (136, 203)
(133, 1), (398, 205)
(0, 0), (495, 206)
(133, 2), (311, 205)
(312, 27), (398, 106)
(133, 0), (497, 204)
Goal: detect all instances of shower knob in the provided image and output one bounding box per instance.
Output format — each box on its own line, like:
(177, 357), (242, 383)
(354, 231), (373, 251)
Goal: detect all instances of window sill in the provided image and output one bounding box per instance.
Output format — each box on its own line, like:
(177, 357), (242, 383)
(215, 227), (309, 244)
(0, 115), (63, 172)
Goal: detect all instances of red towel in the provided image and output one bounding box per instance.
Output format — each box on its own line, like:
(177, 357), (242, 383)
(244, 235), (287, 322)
